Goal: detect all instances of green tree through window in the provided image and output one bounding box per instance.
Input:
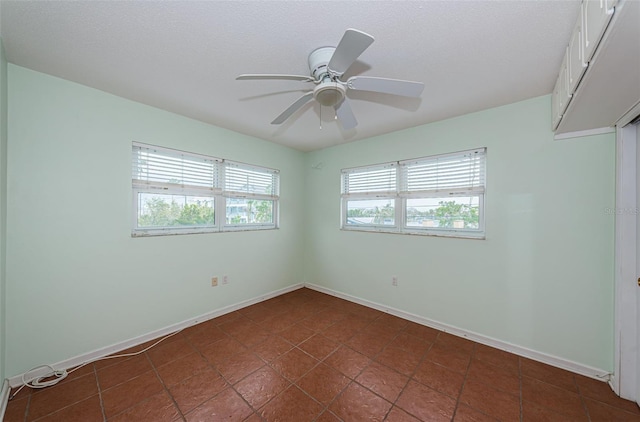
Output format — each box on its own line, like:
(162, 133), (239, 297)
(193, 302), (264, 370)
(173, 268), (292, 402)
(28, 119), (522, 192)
(139, 197), (214, 227)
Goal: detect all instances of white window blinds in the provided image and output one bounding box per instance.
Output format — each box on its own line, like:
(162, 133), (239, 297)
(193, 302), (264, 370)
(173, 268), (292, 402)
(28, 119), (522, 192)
(341, 163), (397, 196)
(224, 162), (279, 198)
(132, 142), (221, 192)
(340, 147), (486, 238)
(400, 148), (486, 195)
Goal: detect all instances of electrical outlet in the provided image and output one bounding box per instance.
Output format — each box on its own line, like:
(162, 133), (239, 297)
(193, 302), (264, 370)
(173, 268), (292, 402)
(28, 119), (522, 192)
(392, 276), (398, 286)
(211, 277), (218, 287)
(222, 275), (229, 285)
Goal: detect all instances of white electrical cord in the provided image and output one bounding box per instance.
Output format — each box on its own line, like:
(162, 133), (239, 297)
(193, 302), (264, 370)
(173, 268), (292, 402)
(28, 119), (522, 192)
(9, 328), (184, 400)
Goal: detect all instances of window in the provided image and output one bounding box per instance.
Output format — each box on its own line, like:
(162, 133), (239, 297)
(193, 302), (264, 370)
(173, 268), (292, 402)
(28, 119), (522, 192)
(341, 148), (486, 238)
(224, 162), (279, 229)
(132, 142), (279, 236)
(342, 163), (398, 228)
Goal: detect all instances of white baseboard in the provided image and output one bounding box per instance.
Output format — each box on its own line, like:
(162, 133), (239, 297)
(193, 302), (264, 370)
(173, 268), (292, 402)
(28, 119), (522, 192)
(305, 283), (611, 382)
(0, 379), (9, 422)
(7, 283), (303, 388)
(609, 375), (618, 397)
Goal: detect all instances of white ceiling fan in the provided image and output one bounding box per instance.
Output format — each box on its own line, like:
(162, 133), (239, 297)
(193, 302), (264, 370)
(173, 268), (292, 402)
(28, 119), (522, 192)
(237, 29), (425, 130)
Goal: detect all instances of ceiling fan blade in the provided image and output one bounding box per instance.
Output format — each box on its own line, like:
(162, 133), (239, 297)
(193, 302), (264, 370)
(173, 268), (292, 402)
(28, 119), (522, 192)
(335, 98), (358, 130)
(271, 92), (315, 124)
(347, 76), (424, 97)
(328, 29), (375, 76)
(237, 74), (315, 82)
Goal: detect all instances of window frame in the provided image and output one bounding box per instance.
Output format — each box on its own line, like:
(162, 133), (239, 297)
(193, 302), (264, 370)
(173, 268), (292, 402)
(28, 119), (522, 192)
(341, 148), (486, 239)
(341, 162), (400, 232)
(222, 161), (280, 231)
(131, 142), (279, 237)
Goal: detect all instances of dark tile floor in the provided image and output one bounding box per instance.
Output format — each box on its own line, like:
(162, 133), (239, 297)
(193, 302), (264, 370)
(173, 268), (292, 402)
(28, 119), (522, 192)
(4, 287), (640, 421)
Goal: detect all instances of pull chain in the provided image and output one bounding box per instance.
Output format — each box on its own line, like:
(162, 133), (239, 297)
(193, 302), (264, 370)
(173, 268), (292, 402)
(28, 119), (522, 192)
(319, 105), (322, 129)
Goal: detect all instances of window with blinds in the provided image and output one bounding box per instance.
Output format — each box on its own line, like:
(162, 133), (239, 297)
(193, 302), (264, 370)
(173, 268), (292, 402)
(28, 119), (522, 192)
(400, 149), (485, 196)
(342, 164), (397, 196)
(132, 143), (221, 192)
(224, 163), (279, 197)
(340, 148), (486, 238)
(341, 163), (398, 228)
(223, 162), (279, 227)
(131, 142), (279, 236)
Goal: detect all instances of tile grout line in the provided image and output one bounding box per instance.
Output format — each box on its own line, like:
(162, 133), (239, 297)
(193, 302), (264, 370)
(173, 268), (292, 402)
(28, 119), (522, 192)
(181, 332), (245, 419)
(522, 370), (620, 419)
(233, 343), (294, 418)
(22, 391), (31, 422)
(380, 327), (436, 421)
(449, 337), (475, 422)
(24, 371), (102, 421)
(574, 374), (593, 422)
(91, 363), (108, 422)
(519, 355), (523, 422)
(145, 351), (187, 422)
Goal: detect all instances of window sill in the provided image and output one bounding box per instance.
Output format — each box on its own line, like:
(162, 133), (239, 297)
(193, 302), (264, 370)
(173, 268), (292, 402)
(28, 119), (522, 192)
(340, 227), (485, 240)
(131, 226), (278, 237)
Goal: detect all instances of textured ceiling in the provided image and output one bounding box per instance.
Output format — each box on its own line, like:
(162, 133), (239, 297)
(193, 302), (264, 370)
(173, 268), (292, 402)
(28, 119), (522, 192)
(0, 1), (581, 152)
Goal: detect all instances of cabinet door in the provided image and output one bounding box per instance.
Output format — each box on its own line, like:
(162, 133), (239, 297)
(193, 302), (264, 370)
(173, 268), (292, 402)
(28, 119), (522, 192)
(552, 49), (571, 130)
(568, 7), (587, 95)
(583, 0), (614, 62)
(558, 48), (571, 115)
(552, 75), (562, 130)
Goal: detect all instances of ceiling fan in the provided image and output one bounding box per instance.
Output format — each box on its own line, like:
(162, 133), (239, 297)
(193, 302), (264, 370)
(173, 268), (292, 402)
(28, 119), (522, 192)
(236, 29), (425, 130)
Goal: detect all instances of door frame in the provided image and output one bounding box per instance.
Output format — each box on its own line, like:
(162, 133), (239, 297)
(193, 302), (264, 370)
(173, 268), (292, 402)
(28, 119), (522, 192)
(613, 122), (638, 401)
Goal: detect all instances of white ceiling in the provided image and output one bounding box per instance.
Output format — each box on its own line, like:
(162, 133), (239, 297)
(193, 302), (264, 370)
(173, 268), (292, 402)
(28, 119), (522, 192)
(0, 1), (581, 152)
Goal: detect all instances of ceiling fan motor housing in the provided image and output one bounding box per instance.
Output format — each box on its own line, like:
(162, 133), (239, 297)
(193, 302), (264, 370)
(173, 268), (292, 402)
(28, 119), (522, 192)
(308, 46), (336, 80)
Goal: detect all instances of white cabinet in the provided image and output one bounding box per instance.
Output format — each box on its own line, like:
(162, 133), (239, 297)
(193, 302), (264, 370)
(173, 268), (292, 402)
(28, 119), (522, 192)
(568, 7), (587, 95)
(583, 0), (615, 62)
(552, 0), (619, 131)
(555, 0), (639, 135)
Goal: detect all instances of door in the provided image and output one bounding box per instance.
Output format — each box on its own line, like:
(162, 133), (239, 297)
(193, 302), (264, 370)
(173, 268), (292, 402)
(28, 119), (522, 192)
(614, 122), (638, 402)
(636, 121), (640, 404)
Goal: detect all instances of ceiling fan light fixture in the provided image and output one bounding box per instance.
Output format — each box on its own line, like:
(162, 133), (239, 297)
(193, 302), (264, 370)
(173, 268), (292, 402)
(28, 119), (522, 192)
(314, 82), (345, 107)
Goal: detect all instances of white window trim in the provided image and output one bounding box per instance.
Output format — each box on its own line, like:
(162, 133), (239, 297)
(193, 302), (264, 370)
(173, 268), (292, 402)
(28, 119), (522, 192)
(132, 142), (279, 236)
(341, 148), (486, 239)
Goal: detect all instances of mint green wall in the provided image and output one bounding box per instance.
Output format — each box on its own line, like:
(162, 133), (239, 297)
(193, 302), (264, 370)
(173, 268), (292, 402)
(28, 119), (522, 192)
(4, 63), (615, 378)
(0, 38), (8, 382)
(5, 65), (306, 377)
(304, 96), (615, 371)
